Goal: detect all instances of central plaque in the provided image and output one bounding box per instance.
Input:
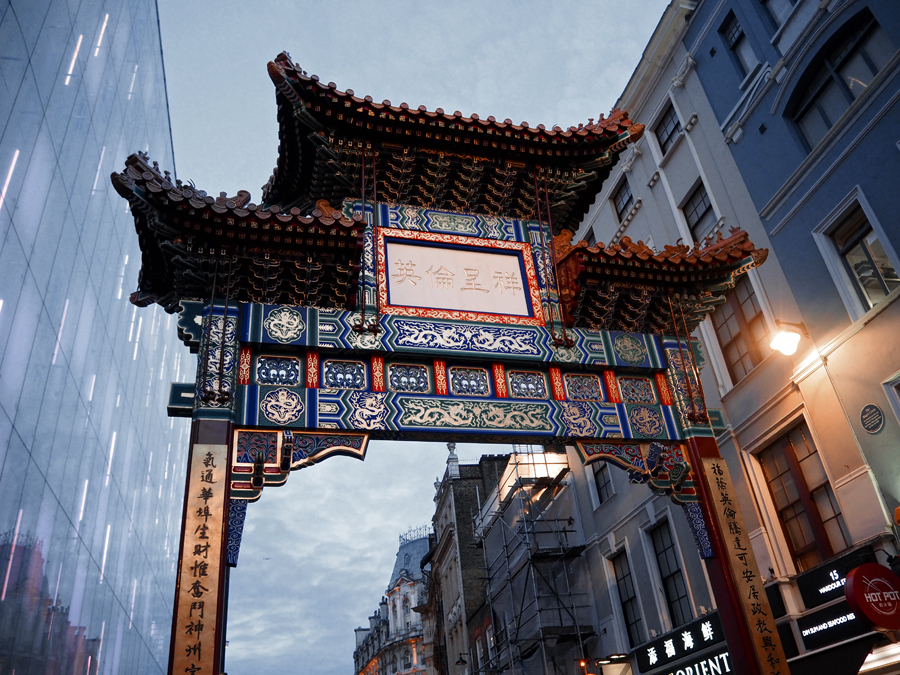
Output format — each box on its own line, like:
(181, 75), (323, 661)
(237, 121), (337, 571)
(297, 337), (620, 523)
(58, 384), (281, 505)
(375, 228), (544, 325)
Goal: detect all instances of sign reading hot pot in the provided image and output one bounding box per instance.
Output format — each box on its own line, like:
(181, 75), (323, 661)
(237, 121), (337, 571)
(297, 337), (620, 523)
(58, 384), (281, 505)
(635, 612), (731, 675)
(845, 562), (900, 631)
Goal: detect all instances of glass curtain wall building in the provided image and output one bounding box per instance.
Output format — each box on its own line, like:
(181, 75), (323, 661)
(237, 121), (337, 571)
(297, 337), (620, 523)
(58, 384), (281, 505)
(0, 0), (190, 672)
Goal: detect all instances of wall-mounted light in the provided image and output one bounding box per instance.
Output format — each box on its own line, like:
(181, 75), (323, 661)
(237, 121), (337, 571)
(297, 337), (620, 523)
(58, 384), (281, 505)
(455, 653), (468, 666)
(769, 320), (809, 356)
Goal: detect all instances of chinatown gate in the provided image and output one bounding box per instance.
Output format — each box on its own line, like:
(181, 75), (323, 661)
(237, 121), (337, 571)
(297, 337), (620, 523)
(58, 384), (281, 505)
(112, 53), (787, 675)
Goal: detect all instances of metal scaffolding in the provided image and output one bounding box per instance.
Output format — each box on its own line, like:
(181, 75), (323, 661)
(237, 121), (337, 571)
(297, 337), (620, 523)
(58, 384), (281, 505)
(473, 446), (595, 675)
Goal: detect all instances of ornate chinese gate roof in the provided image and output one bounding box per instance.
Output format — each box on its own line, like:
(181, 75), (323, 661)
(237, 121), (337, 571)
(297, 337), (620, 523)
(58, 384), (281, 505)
(111, 152), (364, 313)
(554, 228), (768, 334)
(263, 52), (643, 233)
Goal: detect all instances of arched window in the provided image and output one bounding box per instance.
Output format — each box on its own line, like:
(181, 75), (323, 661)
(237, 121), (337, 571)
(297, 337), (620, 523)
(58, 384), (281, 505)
(792, 12), (895, 148)
(403, 650), (412, 670)
(403, 597), (410, 616)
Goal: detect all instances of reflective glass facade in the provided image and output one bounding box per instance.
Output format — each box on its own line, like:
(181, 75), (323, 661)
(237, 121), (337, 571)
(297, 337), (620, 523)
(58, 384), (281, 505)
(0, 0), (189, 672)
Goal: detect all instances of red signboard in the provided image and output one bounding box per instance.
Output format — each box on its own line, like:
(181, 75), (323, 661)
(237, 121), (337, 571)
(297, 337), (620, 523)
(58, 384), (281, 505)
(845, 563), (900, 630)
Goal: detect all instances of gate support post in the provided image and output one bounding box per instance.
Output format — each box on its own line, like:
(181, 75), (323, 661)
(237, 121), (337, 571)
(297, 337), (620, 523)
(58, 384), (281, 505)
(685, 436), (788, 675)
(168, 421), (233, 675)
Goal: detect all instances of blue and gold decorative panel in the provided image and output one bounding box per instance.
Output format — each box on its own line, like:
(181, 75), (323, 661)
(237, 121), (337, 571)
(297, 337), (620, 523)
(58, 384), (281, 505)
(618, 377), (656, 404)
(343, 199), (522, 242)
(194, 304), (240, 420)
(263, 306), (306, 343)
(603, 331), (664, 369)
(388, 364), (430, 393)
(449, 368), (490, 396)
(508, 371), (547, 399)
(682, 502), (713, 558)
(256, 356), (300, 386)
(661, 338), (713, 439)
(235, 430), (278, 465)
(226, 499), (248, 566)
(624, 404), (666, 439)
(323, 360), (367, 390)
(260, 388), (305, 425)
(575, 441), (698, 504)
(397, 398), (552, 431)
(565, 374), (604, 401)
(225, 303), (698, 370)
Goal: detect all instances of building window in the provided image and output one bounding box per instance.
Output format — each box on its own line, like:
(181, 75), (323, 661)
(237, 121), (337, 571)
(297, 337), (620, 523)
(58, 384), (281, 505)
(683, 183), (716, 241)
(403, 597), (410, 616)
(594, 462), (613, 504)
(832, 206), (899, 310)
(721, 12), (759, 77)
(612, 550), (644, 648)
(655, 104), (681, 154)
(650, 522), (692, 628)
(764, 0), (795, 28)
(585, 229), (596, 247)
(613, 179), (634, 222)
(794, 15), (894, 149)
(711, 276), (768, 385)
(758, 421), (850, 572)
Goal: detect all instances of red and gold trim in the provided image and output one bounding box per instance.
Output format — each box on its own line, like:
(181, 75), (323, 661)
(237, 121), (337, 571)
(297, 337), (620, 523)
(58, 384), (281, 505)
(306, 351), (319, 389)
(549, 367), (566, 401)
(655, 372), (672, 406)
(604, 371), (621, 403)
(434, 360), (448, 396)
(493, 364), (507, 398)
(371, 356), (385, 392)
(374, 227), (545, 326)
(238, 347), (252, 386)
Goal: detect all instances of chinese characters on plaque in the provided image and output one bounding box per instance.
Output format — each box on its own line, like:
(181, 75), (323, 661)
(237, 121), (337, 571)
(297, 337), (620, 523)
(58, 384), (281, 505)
(172, 444), (227, 675)
(385, 242), (530, 317)
(635, 612), (726, 673)
(703, 458), (788, 675)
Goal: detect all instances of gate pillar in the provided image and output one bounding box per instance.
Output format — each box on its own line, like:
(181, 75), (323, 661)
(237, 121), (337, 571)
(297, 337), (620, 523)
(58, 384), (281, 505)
(169, 420), (232, 675)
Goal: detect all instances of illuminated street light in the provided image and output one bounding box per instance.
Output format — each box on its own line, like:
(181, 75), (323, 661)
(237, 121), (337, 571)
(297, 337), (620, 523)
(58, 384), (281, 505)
(769, 320), (809, 356)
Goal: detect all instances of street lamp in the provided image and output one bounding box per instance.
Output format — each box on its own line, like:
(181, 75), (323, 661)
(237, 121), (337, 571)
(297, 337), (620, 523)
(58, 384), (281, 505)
(769, 320), (809, 356)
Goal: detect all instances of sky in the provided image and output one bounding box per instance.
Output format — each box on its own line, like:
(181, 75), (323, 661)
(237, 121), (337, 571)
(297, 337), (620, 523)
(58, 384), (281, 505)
(156, 2), (671, 674)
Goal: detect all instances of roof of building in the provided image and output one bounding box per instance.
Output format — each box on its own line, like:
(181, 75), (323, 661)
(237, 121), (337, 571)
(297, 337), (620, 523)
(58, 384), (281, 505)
(555, 227), (768, 333)
(262, 52), (643, 233)
(387, 535), (430, 589)
(110, 152), (365, 312)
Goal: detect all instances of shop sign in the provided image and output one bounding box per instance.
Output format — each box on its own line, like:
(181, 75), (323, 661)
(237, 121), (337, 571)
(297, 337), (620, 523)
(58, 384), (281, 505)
(796, 599), (869, 651)
(845, 562), (900, 631)
(795, 546), (875, 609)
(635, 613), (724, 673)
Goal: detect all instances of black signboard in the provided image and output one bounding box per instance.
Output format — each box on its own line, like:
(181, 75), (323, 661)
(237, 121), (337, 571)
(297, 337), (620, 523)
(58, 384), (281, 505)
(796, 599), (871, 651)
(861, 404), (885, 434)
(795, 546), (876, 610)
(634, 612), (724, 673)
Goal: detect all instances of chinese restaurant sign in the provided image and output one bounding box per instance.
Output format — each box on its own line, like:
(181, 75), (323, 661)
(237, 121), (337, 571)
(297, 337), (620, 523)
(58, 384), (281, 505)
(636, 612), (725, 673)
(171, 443), (228, 675)
(846, 562), (900, 631)
(703, 458), (788, 674)
(376, 228), (544, 325)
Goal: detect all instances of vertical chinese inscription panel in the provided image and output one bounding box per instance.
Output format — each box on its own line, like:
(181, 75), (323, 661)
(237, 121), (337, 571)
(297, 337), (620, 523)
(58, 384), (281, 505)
(702, 458), (788, 675)
(171, 443), (229, 675)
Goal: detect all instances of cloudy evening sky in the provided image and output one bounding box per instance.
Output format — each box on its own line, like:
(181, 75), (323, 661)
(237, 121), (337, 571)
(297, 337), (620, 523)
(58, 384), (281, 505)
(156, 1), (670, 673)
